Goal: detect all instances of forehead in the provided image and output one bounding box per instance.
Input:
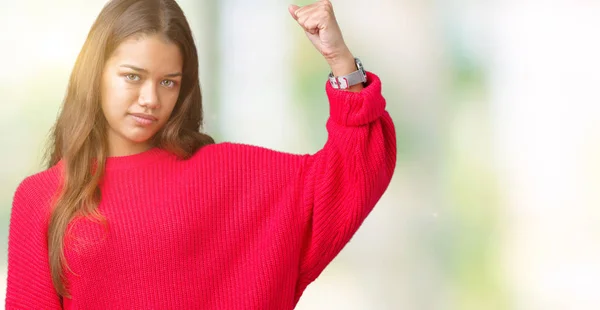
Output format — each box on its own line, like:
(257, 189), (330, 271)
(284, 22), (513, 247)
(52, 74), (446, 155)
(107, 34), (183, 72)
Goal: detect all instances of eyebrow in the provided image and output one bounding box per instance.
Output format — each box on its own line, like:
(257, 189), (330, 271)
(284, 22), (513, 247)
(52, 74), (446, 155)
(119, 64), (182, 78)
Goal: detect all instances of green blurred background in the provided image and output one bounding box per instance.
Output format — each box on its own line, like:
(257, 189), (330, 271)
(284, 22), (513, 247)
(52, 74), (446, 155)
(1, 1), (599, 309)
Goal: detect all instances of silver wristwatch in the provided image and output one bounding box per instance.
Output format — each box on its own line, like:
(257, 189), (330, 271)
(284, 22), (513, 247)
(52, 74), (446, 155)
(328, 57), (367, 89)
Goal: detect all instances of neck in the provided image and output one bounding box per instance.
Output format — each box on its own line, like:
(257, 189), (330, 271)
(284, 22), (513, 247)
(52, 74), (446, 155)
(107, 133), (154, 157)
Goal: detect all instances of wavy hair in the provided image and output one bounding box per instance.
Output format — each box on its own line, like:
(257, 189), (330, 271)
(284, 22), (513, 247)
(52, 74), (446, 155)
(44, 0), (214, 298)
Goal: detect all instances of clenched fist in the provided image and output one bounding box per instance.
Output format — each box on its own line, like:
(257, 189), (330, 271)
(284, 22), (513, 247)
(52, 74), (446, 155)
(289, 0), (363, 91)
(288, 0), (350, 64)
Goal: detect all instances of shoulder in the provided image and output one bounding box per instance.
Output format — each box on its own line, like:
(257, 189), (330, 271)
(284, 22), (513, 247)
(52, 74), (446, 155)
(12, 162), (62, 219)
(191, 142), (307, 165)
(188, 142), (307, 180)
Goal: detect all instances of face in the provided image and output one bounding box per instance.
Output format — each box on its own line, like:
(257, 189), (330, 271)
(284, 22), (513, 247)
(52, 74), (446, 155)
(101, 34), (183, 156)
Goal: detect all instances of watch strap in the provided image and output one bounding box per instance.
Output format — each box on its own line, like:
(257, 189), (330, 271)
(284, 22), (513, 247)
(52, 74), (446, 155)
(328, 57), (367, 89)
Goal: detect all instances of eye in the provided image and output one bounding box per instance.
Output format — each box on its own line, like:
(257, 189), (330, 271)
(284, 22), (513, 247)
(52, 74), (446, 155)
(125, 74), (140, 81)
(161, 79), (176, 88)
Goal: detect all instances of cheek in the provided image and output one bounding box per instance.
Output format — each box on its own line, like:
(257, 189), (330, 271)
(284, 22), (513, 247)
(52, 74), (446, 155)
(159, 91), (180, 115)
(102, 79), (137, 116)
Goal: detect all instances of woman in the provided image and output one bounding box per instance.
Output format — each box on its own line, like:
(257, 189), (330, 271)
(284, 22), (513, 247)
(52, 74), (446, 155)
(5, 0), (396, 309)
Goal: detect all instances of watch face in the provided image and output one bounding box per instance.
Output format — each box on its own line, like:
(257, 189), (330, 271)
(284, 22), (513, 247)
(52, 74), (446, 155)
(355, 58), (366, 76)
(355, 58), (363, 68)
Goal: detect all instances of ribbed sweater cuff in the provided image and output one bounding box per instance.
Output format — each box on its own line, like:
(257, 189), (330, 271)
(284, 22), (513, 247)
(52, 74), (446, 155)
(325, 71), (385, 127)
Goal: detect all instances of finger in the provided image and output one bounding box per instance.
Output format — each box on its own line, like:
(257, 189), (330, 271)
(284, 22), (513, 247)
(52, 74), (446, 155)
(300, 15), (322, 34)
(300, 8), (331, 32)
(288, 4), (300, 20)
(291, 3), (316, 21)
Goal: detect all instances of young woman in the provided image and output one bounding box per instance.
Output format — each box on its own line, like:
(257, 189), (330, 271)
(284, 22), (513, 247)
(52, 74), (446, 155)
(5, 0), (396, 309)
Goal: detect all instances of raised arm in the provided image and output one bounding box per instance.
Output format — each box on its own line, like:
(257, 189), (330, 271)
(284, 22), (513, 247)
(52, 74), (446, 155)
(293, 70), (396, 300)
(287, 1), (397, 301)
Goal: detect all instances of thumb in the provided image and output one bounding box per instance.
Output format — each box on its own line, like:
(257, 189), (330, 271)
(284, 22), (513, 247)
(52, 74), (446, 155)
(288, 4), (300, 20)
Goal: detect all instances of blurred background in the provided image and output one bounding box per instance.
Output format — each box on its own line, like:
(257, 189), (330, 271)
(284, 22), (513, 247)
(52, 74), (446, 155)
(1, 0), (599, 309)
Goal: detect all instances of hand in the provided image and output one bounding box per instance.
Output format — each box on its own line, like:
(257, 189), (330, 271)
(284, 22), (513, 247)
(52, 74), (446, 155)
(288, 0), (352, 65)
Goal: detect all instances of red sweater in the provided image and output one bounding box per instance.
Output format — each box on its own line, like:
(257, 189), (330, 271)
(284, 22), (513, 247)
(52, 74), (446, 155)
(5, 72), (396, 309)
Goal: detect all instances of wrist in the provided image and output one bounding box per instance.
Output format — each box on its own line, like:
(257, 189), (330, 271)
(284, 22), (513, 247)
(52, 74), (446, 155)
(326, 49), (356, 76)
(327, 54), (366, 93)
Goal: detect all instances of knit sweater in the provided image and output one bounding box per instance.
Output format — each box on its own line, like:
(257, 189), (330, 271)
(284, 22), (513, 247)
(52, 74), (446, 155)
(5, 72), (396, 310)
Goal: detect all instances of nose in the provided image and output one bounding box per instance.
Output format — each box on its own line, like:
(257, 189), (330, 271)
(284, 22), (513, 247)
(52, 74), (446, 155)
(138, 81), (160, 109)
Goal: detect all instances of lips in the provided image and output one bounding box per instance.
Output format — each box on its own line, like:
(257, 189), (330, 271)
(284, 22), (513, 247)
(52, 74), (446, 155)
(129, 113), (158, 121)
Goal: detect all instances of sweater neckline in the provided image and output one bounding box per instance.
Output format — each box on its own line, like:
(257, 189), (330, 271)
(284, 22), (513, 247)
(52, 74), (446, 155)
(105, 147), (172, 170)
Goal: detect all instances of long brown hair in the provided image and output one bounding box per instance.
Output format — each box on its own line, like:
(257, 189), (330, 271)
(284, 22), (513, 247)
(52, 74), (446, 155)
(44, 0), (214, 298)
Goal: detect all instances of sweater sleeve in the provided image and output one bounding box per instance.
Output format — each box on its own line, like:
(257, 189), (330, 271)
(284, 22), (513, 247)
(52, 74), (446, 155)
(294, 71), (397, 299)
(5, 177), (63, 309)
